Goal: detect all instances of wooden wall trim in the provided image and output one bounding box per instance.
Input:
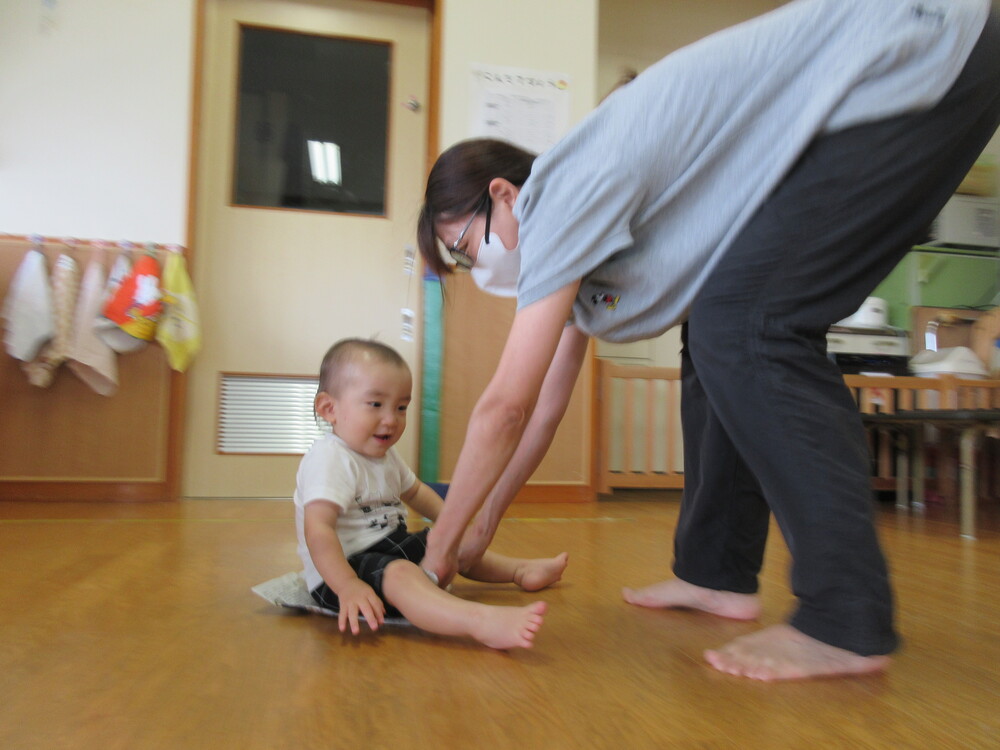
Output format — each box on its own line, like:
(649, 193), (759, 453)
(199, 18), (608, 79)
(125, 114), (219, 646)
(371, 0), (432, 8)
(426, 0), (440, 173)
(589, 343), (600, 493)
(513, 484), (595, 504)
(164, 0), (208, 503)
(0, 482), (170, 503)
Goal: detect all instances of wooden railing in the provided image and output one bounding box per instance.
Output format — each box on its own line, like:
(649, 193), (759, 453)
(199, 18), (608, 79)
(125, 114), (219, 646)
(844, 374), (1000, 413)
(594, 360), (683, 493)
(594, 360), (1000, 496)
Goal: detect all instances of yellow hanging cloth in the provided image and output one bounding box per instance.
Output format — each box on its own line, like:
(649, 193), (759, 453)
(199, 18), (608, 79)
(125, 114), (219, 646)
(155, 252), (202, 372)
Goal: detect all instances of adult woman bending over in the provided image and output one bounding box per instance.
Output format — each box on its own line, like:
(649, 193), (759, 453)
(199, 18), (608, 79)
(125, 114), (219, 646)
(416, 0), (1000, 680)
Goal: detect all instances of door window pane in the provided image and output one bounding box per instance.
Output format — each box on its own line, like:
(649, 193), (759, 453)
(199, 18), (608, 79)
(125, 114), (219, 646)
(234, 26), (390, 215)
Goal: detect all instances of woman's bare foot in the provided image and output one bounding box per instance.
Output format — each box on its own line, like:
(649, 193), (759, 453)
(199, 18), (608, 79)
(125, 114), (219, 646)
(471, 601), (548, 650)
(704, 624), (891, 681)
(513, 553), (569, 592)
(622, 578), (761, 620)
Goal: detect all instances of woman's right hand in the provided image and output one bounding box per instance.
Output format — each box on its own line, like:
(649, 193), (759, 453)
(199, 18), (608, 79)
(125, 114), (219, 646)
(422, 527), (461, 587)
(336, 579), (385, 635)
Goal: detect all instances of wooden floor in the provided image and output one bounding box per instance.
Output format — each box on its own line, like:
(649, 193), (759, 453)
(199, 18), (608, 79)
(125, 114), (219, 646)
(1, 493), (998, 749)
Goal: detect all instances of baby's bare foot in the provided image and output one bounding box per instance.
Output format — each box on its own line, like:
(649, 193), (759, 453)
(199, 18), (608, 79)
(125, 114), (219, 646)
(514, 552), (569, 592)
(622, 578), (761, 620)
(471, 601), (548, 650)
(704, 624), (890, 681)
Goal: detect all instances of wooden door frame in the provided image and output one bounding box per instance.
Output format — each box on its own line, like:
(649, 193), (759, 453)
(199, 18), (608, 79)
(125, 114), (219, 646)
(172, 0), (440, 501)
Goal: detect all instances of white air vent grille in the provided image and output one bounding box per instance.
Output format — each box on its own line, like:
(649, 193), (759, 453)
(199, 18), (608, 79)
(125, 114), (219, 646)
(217, 374), (329, 454)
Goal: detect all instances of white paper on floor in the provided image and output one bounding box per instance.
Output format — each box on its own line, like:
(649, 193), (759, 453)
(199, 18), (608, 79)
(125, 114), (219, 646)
(252, 571), (411, 626)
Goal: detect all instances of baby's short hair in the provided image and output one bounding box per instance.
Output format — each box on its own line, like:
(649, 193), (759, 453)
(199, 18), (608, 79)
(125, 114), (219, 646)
(318, 338), (408, 396)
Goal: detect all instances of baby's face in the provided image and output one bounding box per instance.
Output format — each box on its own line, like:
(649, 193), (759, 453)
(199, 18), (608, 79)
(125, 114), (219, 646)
(329, 361), (411, 458)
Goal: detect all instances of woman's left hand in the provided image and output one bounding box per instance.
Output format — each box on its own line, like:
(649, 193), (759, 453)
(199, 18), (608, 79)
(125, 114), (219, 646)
(457, 517), (494, 572)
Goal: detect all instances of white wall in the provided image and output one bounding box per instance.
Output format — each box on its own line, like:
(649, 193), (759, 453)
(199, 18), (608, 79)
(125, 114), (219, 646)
(0, 0), (598, 243)
(0, 0), (195, 244)
(438, 0), (599, 150)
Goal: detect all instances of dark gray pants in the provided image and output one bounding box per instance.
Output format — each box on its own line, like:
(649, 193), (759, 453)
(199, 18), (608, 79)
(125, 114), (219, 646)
(673, 10), (1000, 656)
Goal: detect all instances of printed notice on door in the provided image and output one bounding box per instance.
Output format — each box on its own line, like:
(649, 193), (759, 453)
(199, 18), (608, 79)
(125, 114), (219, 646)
(469, 64), (572, 155)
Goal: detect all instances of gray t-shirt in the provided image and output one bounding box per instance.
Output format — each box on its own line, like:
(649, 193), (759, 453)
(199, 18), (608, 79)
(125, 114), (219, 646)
(514, 0), (989, 342)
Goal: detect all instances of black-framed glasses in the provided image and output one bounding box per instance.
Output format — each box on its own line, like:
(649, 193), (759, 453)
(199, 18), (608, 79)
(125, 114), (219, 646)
(447, 194), (492, 270)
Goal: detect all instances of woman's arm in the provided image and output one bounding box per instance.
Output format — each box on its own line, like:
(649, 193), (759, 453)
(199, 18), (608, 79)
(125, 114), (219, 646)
(422, 281), (581, 584)
(457, 322), (589, 569)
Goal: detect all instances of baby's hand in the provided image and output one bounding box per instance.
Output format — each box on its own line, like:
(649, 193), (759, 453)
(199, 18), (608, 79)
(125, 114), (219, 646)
(337, 579), (385, 635)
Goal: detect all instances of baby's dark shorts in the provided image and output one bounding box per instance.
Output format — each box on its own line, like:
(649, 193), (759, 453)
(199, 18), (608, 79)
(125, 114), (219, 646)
(310, 525), (429, 618)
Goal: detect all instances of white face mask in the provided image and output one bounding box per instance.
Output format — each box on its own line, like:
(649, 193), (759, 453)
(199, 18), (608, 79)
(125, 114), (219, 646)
(470, 233), (520, 297)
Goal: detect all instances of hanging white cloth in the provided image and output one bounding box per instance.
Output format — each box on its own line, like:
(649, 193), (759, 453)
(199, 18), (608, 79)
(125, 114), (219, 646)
(23, 254), (80, 387)
(2, 248), (55, 362)
(67, 257), (119, 396)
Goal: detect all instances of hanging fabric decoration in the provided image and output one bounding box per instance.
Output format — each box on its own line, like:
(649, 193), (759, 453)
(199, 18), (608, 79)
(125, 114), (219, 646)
(102, 252), (163, 343)
(2, 248), (55, 361)
(96, 254), (147, 353)
(155, 251), (202, 372)
(23, 254), (81, 387)
(67, 257), (119, 396)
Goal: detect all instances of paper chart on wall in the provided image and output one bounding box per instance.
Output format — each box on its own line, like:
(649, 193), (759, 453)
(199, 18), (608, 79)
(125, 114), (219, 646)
(469, 64), (572, 155)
